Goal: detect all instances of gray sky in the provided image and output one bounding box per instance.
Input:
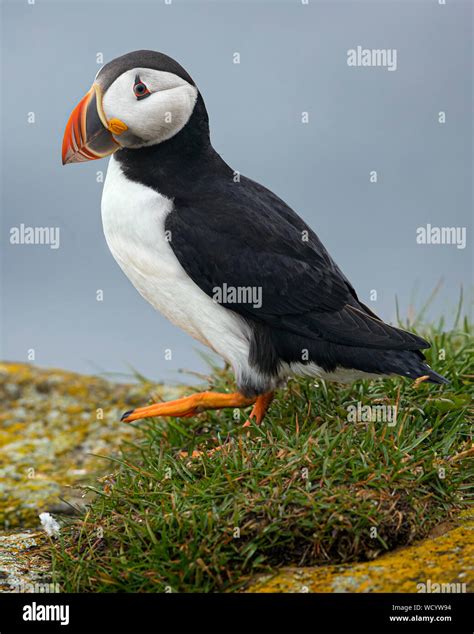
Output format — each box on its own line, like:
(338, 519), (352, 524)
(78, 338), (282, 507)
(1, 0), (472, 384)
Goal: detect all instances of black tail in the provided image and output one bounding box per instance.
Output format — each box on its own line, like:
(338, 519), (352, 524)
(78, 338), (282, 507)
(329, 346), (450, 384)
(382, 349), (449, 384)
(269, 327), (449, 384)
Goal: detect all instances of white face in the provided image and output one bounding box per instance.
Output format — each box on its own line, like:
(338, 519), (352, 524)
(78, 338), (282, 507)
(101, 68), (198, 148)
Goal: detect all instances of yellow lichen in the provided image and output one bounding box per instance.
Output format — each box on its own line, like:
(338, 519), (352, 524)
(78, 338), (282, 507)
(246, 511), (473, 593)
(0, 362), (179, 529)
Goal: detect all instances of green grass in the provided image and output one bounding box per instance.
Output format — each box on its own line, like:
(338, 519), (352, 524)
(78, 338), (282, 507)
(52, 318), (473, 592)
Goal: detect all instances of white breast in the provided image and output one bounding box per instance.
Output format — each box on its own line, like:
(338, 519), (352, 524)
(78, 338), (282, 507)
(101, 155), (252, 376)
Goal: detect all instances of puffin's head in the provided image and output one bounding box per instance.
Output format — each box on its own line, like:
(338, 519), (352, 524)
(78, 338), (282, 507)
(62, 50), (200, 164)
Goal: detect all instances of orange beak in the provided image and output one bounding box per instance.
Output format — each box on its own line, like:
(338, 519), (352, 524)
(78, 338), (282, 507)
(62, 84), (121, 165)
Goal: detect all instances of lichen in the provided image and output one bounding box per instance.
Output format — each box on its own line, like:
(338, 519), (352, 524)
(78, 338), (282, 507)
(0, 362), (179, 529)
(246, 511), (473, 592)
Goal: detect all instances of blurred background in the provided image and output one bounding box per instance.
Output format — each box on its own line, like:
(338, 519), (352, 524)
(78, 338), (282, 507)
(1, 0), (472, 384)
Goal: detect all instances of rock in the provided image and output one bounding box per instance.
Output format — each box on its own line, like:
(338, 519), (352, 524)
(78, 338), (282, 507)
(0, 362), (179, 529)
(0, 531), (51, 593)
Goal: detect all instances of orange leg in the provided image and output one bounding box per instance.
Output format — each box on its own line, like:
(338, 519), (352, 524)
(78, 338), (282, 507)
(121, 391), (256, 423)
(243, 391), (274, 427)
(177, 390), (275, 460)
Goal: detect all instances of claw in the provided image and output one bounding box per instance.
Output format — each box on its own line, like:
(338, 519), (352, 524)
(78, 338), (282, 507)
(243, 391), (274, 427)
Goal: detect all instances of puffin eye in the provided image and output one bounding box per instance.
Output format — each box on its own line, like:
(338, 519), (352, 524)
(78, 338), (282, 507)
(133, 75), (150, 100)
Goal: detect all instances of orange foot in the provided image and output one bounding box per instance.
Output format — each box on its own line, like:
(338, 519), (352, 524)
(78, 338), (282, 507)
(121, 391), (256, 423)
(243, 391), (274, 427)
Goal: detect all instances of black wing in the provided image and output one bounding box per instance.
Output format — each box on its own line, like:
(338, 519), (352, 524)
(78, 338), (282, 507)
(166, 177), (428, 351)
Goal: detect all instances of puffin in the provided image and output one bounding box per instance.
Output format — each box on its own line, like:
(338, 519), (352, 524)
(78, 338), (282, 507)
(62, 50), (447, 426)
